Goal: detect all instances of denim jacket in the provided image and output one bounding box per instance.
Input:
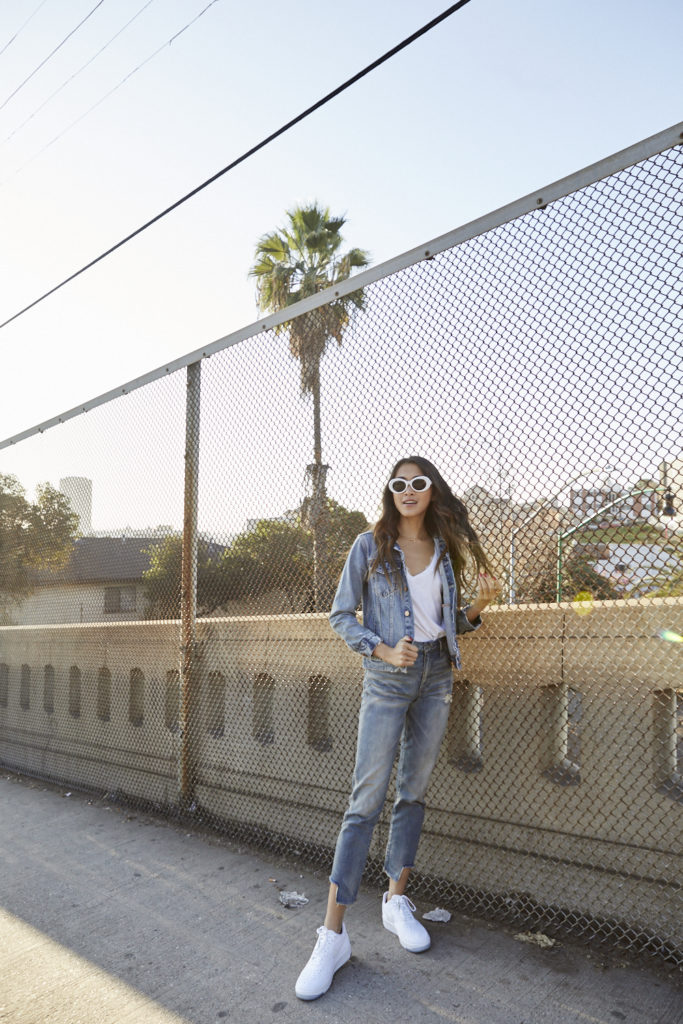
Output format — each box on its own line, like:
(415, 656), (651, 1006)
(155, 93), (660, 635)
(329, 531), (481, 672)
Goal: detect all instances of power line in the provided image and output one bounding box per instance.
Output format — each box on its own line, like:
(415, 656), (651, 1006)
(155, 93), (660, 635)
(0, 0), (158, 149)
(1, 0), (220, 178)
(0, 0), (474, 334)
(0, 0), (50, 59)
(0, 0), (106, 115)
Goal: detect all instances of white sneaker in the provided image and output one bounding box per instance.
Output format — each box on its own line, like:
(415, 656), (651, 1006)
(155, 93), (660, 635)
(382, 892), (431, 952)
(295, 923), (351, 1000)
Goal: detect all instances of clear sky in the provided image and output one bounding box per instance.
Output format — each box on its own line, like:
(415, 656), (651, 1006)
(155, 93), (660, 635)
(0, 0), (681, 534)
(1, 0), (681, 437)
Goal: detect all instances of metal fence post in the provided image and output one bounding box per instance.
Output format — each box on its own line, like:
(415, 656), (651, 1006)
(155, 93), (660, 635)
(1, 124), (681, 966)
(179, 360), (201, 808)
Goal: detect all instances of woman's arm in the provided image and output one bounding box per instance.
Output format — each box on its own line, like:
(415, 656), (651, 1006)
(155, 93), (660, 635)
(328, 534), (383, 657)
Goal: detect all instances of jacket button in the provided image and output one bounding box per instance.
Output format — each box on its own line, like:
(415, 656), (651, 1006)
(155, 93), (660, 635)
(404, 610), (410, 616)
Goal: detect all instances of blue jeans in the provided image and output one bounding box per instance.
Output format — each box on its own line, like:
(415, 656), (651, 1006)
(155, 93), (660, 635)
(330, 638), (453, 905)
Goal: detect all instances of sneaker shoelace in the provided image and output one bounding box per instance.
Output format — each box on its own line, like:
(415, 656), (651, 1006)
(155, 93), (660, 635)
(393, 895), (418, 920)
(310, 925), (339, 962)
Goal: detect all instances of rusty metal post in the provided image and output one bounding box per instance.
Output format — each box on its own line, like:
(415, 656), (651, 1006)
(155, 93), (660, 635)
(306, 460), (330, 610)
(179, 360), (201, 809)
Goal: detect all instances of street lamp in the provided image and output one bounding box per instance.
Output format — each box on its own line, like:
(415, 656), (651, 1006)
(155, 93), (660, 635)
(663, 490), (676, 517)
(508, 467), (607, 605)
(555, 485), (676, 602)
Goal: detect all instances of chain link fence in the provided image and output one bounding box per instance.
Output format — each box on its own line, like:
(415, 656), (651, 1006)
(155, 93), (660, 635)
(1, 124), (682, 966)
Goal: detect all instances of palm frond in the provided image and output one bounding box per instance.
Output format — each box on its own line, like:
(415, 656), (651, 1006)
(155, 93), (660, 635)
(249, 201), (370, 391)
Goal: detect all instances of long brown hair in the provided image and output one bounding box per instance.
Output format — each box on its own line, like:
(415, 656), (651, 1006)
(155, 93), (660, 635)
(371, 456), (490, 596)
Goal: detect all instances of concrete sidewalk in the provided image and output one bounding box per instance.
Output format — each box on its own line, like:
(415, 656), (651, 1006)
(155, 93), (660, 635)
(0, 772), (680, 1024)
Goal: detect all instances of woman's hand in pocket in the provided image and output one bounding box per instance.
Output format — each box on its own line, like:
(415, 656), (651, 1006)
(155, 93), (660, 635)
(373, 636), (418, 667)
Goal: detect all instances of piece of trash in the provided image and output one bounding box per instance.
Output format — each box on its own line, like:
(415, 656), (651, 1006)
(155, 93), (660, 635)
(268, 877), (277, 883)
(423, 907), (451, 923)
(279, 890), (309, 908)
(64, 792), (72, 797)
(514, 931), (557, 948)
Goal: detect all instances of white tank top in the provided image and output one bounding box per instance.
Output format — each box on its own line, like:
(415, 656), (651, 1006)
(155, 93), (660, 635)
(405, 545), (445, 642)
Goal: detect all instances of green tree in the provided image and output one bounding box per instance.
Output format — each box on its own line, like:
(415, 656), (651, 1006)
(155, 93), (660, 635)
(219, 517), (313, 608)
(306, 498), (368, 584)
(518, 548), (619, 604)
(249, 202), (370, 609)
(649, 573), (683, 597)
(143, 502), (368, 617)
(0, 474), (78, 621)
(143, 536), (228, 618)
(219, 501), (368, 611)
(644, 555), (683, 598)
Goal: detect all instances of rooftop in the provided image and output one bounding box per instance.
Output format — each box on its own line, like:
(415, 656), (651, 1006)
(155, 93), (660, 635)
(31, 536), (224, 585)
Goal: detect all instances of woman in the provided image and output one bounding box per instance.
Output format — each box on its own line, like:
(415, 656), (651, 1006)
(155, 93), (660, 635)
(295, 457), (500, 1000)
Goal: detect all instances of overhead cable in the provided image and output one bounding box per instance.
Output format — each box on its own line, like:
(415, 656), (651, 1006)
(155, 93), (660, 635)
(0, 0), (106, 115)
(1, 0), (158, 148)
(2, 0), (221, 178)
(0, 0), (50, 59)
(0, 0), (474, 333)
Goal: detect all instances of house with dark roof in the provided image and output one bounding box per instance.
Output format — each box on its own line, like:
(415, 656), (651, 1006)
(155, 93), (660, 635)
(11, 537), (162, 625)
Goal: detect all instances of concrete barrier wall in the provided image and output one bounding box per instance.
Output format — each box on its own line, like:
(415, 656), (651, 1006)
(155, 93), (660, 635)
(1, 599), (682, 948)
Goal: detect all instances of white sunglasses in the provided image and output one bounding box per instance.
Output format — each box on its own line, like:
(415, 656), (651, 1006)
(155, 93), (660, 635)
(388, 475), (432, 494)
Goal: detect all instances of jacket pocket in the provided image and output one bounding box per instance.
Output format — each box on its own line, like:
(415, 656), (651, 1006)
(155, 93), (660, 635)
(369, 562), (400, 598)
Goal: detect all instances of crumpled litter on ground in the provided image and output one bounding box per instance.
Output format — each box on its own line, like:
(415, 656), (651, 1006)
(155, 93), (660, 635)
(514, 931), (557, 948)
(423, 907), (452, 922)
(279, 890), (309, 908)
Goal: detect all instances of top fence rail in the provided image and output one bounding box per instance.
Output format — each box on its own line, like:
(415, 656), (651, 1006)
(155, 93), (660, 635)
(2, 116), (683, 967)
(2, 120), (681, 451)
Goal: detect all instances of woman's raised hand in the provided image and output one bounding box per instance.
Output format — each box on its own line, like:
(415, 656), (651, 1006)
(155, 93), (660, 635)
(469, 573), (502, 618)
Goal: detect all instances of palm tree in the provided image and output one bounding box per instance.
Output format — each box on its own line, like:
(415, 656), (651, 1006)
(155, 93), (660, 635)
(250, 202), (370, 608)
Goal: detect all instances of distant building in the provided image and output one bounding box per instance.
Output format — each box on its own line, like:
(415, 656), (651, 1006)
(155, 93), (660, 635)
(569, 483), (658, 526)
(11, 536), (159, 625)
(460, 485), (562, 596)
(59, 477), (93, 535)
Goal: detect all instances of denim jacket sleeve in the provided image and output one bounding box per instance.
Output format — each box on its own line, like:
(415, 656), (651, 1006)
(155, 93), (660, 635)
(329, 533), (382, 657)
(456, 606), (482, 634)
